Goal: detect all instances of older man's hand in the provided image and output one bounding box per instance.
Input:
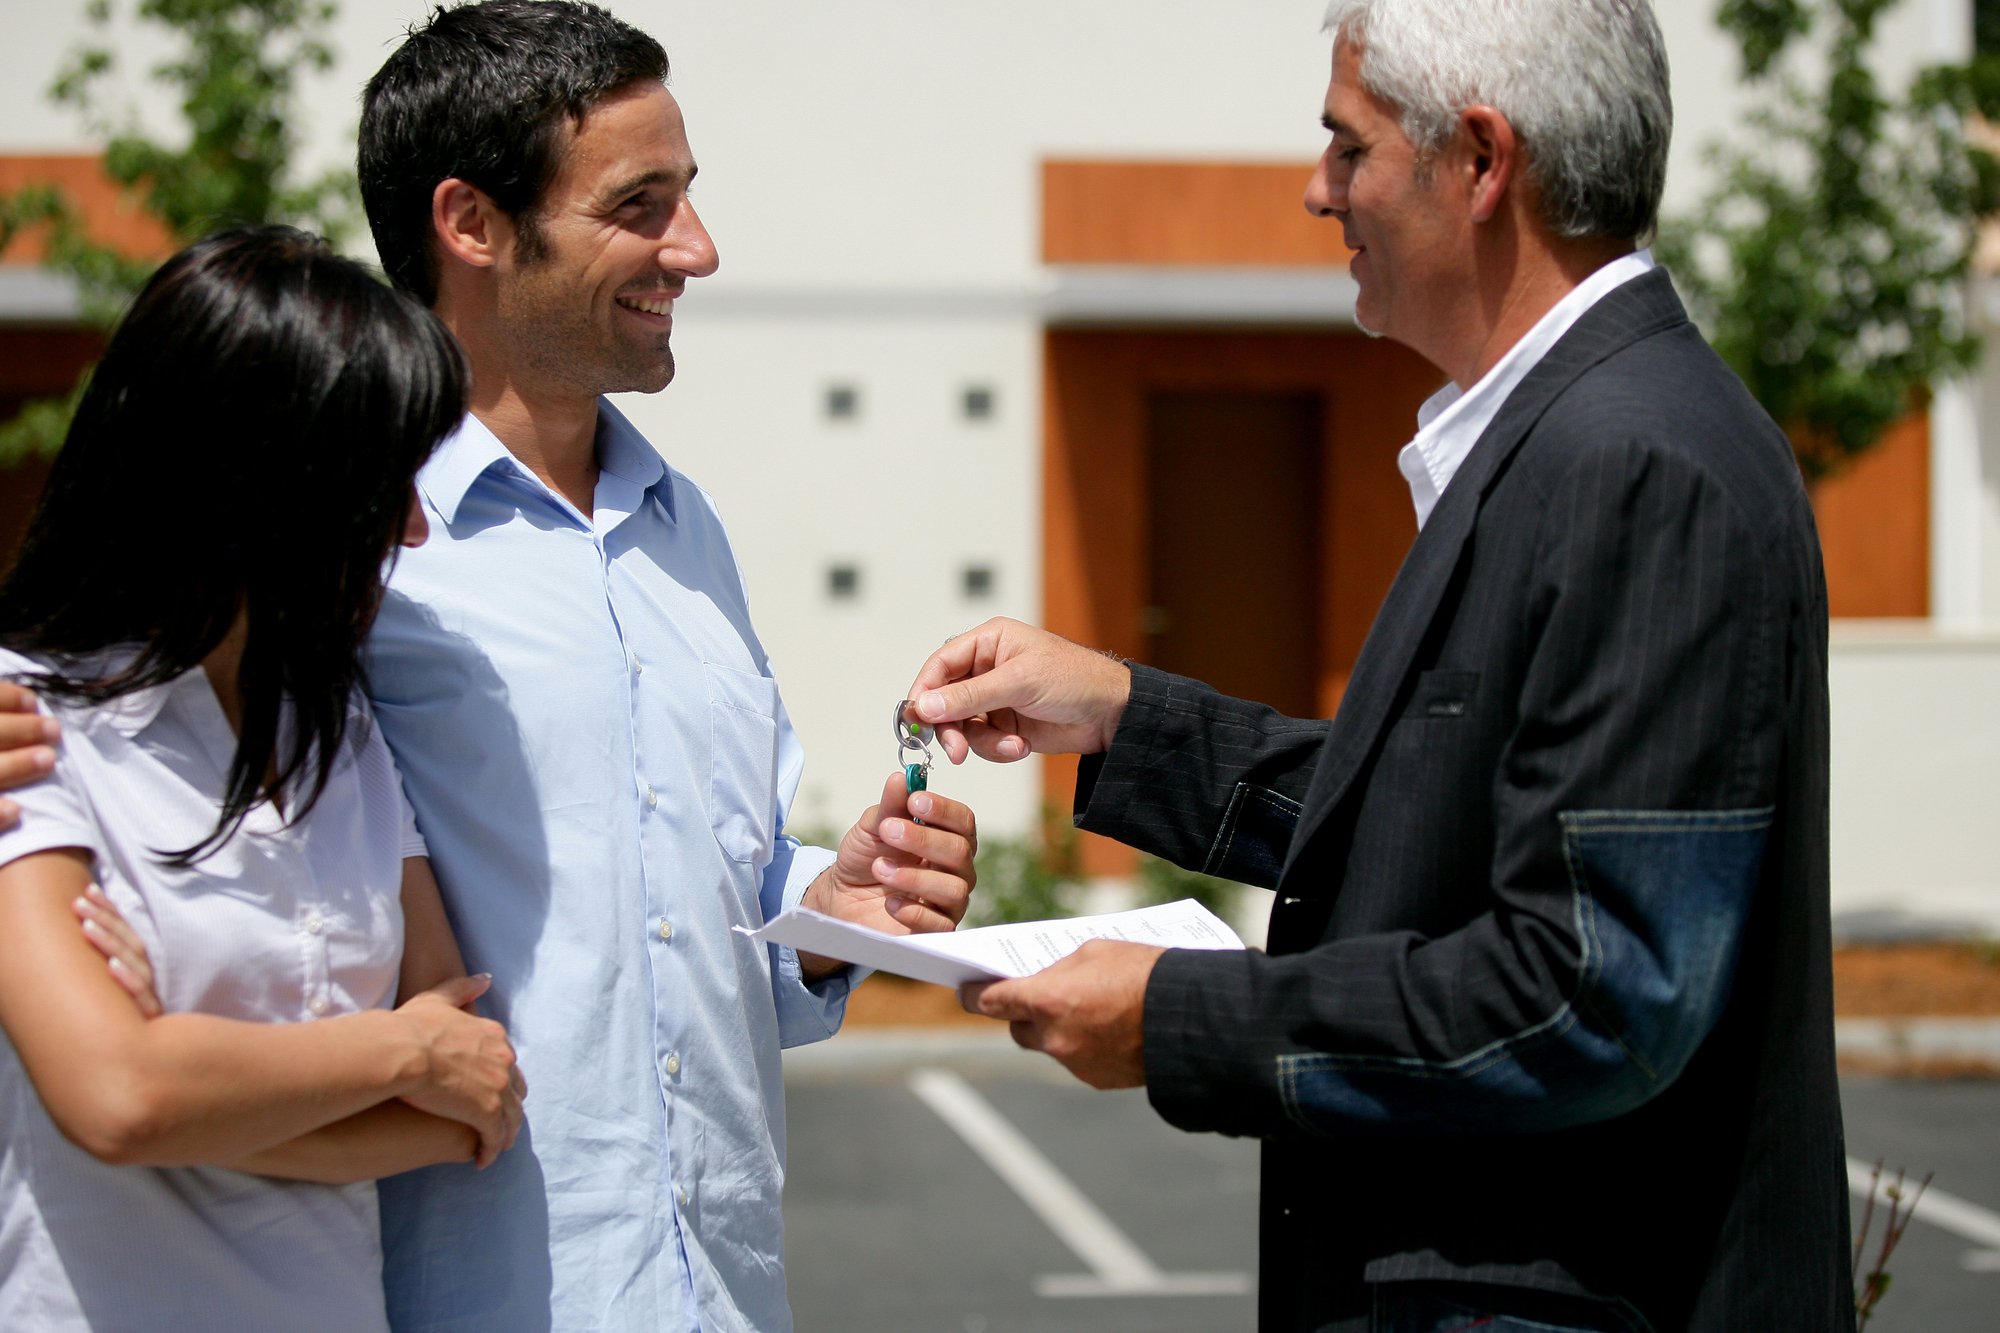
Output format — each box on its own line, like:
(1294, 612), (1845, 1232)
(959, 939), (1164, 1089)
(906, 617), (1131, 766)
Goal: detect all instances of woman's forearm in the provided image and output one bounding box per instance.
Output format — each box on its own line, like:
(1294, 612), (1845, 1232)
(0, 850), (479, 1168)
(397, 855), (469, 998)
(226, 1100), (478, 1184)
(55, 1005), (429, 1167)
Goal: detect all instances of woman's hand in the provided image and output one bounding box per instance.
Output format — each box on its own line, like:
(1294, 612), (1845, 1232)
(75, 901), (528, 1169)
(391, 975), (526, 1168)
(73, 885), (162, 1018)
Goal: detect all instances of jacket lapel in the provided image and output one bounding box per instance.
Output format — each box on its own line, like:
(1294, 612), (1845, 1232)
(1278, 268), (1692, 881)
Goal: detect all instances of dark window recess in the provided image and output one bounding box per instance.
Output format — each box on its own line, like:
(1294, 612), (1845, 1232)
(962, 386), (996, 421)
(825, 385), (859, 420)
(962, 565), (995, 598)
(827, 564), (862, 599)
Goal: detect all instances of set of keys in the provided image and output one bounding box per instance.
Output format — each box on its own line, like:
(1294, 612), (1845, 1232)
(893, 699), (935, 823)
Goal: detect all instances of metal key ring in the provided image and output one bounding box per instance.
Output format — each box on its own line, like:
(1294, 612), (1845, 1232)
(894, 700), (935, 754)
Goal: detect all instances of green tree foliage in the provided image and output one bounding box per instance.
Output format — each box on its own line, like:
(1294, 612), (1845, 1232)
(0, 0), (357, 465)
(1133, 852), (1245, 921)
(1979, 0), (2000, 60)
(1659, 0), (2000, 479)
(965, 824), (1250, 929)
(963, 815), (1083, 928)
(781, 813), (1085, 929)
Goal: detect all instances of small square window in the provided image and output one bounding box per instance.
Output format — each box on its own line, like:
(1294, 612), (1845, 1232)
(825, 385), (860, 420)
(962, 386), (995, 421)
(962, 564), (995, 599)
(827, 564), (861, 599)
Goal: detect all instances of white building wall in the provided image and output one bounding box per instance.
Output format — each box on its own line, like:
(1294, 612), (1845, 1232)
(635, 311), (1044, 838)
(1829, 627), (2000, 930)
(12, 1), (1959, 280)
(3, 3), (1995, 912)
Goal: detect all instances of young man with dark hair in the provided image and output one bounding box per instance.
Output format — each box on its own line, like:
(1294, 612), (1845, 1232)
(356, 0), (671, 307)
(347, 5), (981, 1329)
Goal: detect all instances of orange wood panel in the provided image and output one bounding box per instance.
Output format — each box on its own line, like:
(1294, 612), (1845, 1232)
(1811, 412), (1930, 619)
(1319, 350), (1444, 703)
(1041, 160), (1353, 267)
(1041, 329), (1439, 876)
(0, 326), (104, 400)
(0, 326), (104, 565)
(0, 155), (173, 264)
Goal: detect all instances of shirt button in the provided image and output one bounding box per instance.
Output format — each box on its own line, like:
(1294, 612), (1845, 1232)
(658, 917), (674, 942)
(631, 655), (643, 676)
(677, 1184), (690, 1209)
(645, 786), (659, 809)
(308, 995), (330, 1016)
(663, 1052), (681, 1077)
(303, 914), (324, 935)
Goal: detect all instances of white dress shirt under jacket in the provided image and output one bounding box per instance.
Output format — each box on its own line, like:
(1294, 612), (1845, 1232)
(1398, 250), (1658, 528)
(367, 403), (846, 1333)
(0, 650), (422, 1333)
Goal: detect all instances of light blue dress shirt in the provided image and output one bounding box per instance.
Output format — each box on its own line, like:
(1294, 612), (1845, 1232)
(365, 403), (847, 1333)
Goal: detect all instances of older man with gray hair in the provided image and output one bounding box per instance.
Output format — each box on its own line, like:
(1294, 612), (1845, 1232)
(906, 0), (1852, 1328)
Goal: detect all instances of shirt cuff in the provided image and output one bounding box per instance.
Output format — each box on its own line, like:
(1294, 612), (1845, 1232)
(768, 841), (865, 1048)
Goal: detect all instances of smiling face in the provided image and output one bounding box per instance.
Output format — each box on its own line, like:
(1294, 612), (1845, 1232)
(1304, 41), (1470, 367)
(492, 80), (718, 403)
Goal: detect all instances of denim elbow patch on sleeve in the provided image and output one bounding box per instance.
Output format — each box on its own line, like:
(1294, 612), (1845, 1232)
(1275, 808), (1771, 1135)
(1202, 783), (1303, 887)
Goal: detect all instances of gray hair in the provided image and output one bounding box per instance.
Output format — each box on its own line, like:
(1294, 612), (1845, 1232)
(1322, 0), (1672, 243)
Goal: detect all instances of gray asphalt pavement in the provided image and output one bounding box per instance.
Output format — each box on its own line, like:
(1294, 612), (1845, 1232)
(1842, 1075), (2000, 1333)
(783, 1039), (2000, 1332)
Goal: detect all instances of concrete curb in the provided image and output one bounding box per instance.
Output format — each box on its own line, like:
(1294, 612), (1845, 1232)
(1835, 1017), (2000, 1066)
(783, 1026), (1049, 1082)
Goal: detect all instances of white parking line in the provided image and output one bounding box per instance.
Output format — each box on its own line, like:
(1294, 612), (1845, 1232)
(908, 1067), (1252, 1298)
(1848, 1158), (2000, 1272)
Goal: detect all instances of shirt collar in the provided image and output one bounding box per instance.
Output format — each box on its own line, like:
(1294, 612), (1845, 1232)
(1398, 248), (1657, 530)
(417, 412), (516, 526)
(596, 398), (676, 525)
(26, 647), (172, 740)
(416, 400), (677, 526)
(102, 687), (169, 739)
(100, 660), (192, 740)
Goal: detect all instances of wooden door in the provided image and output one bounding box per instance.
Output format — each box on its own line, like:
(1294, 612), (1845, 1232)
(1144, 390), (1323, 719)
(1043, 329), (1441, 873)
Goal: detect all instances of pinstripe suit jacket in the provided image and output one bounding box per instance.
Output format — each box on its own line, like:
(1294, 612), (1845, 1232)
(1074, 270), (1852, 1331)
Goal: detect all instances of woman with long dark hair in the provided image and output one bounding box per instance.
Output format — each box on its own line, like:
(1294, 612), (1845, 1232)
(0, 226), (522, 1330)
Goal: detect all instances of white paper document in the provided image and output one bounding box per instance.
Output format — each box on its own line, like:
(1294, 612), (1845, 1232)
(737, 898), (1246, 989)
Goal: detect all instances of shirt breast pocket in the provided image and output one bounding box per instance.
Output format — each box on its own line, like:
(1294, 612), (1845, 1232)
(704, 662), (780, 865)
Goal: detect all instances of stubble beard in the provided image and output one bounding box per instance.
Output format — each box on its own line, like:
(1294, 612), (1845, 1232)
(500, 232), (678, 398)
(509, 300), (677, 401)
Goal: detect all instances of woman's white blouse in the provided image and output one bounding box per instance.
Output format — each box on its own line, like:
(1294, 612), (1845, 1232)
(0, 649), (425, 1331)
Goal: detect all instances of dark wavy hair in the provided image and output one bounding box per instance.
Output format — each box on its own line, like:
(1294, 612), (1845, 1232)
(358, 0), (670, 304)
(0, 226), (468, 862)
